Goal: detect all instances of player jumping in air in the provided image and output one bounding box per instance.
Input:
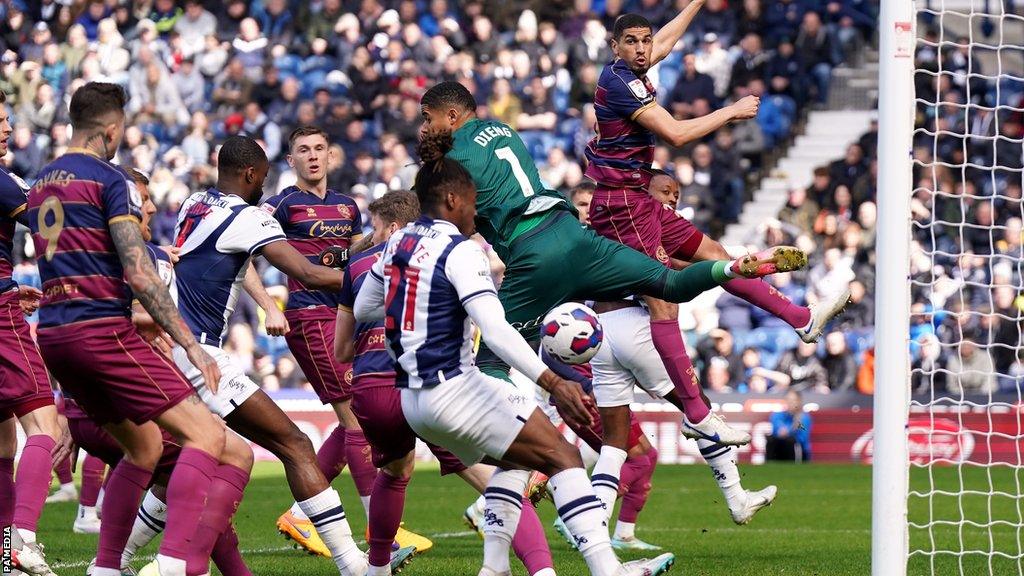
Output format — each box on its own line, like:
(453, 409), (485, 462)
(26, 81), (253, 576)
(260, 127), (386, 554)
(0, 88), (65, 576)
(417, 82), (808, 445)
(164, 135), (414, 576)
(355, 131), (685, 576)
(584, 8), (849, 449)
(336, 190), (557, 576)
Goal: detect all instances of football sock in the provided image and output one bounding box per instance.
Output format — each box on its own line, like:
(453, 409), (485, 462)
(513, 499), (555, 575)
(298, 487), (366, 575)
(55, 452), (73, 485)
(317, 426), (349, 483)
(368, 472), (408, 568)
(482, 468), (530, 573)
(696, 439), (745, 510)
(549, 468), (619, 576)
(650, 320), (710, 422)
(613, 520), (635, 540)
(618, 447), (656, 524)
(211, 524), (252, 576)
(14, 434), (55, 535)
(660, 260), (727, 302)
(0, 457), (14, 528)
(96, 461), (152, 570)
(161, 447), (218, 563)
(344, 429), (377, 520)
(81, 454), (107, 507)
(591, 446), (627, 523)
(186, 464), (250, 576)
(122, 489), (166, 566)
(723, 278), (811, 329)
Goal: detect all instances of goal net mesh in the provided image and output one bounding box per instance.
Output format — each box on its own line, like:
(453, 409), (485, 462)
(907, 1), (1024, 574)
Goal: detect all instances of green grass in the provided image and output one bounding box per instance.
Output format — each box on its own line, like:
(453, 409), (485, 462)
(34, 462), (1024, 575)
(35, 463), (879, 575)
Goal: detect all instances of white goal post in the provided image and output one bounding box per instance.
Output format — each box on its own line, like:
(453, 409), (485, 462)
(875, 1), (1024, 575)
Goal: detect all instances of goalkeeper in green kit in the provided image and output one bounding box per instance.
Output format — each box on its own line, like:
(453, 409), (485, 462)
(416, 82), (803, 383)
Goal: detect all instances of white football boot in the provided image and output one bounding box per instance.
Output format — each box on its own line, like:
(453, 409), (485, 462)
(617, 552), (676, 575)
(730, 485), (778, 525)
(682, 412), (751, 446)
(796, 286), (852, 343)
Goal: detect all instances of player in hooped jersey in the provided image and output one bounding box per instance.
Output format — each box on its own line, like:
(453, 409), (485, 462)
(169, 135), (413, 576)
(0, 89), (65, 576)
(336, 191), (556, 576)
(354, 133), (676, 576)
(25, 82), (251, 576)
(583, 8), (848, 515)
(417, 82), (806, 447)
(261, 127), (382, 554)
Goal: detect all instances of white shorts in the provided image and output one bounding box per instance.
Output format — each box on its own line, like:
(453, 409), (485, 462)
(172, 344), (260, 418)
(400, 368), (535, 466)
(590, 306), (675, 408)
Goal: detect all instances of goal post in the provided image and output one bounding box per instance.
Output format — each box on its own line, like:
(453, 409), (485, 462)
(873, 1), (915, 575)
(876, 1), (1024, 574)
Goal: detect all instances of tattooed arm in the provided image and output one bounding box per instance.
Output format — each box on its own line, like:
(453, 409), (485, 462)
(110, 218), (222, 392)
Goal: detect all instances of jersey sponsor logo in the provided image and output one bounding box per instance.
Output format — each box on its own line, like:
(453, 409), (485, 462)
(306, 207), (317, 217)
(309, 220), (353, 238)
(628, 79), (649, 99)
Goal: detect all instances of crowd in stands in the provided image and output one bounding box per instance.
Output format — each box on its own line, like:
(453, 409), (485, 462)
(0, 0), (891, 396)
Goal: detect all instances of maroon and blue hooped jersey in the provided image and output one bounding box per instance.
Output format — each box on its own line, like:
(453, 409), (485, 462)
(27, 150), (143, 329)
(584, 58), (658, 190)
(338, 243), (394, 384)
(0, 167), (31, 294)
(260, 186), (362, 313)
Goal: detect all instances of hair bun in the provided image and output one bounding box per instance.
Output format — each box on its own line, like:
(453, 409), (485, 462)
(416, 130), (454, 165)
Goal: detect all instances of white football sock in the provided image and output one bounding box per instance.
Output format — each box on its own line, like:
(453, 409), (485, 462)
(482, 468), (530, 573)
(122, 489), (167, 566)
(613, 520), (635, 540)
(93, 568), (122, 576)
(368, 565), (391, 576)
(155, 554), (186, 576)
(288, 501), (309, 520)
(473, 494), (486, 514)
(591, 446), (627, 523)
(534, 569), (558, 576)
(696, 439), (745, 510)
(77, 503), (99, 522)
(549, 468), (619, 576)
(96, 487), (105, 514)
(298, 488), (366, 576)
(360, 495), (371, 520)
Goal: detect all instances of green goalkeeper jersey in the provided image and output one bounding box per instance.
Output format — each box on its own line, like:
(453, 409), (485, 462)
(447, 118), (571, 259)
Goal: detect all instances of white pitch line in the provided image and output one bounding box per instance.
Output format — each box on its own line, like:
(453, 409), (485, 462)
(50, 530), (479, 569)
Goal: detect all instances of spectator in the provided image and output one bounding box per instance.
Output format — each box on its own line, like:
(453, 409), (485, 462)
(9, 125), (44, 178)
(946, 337), (997, 395)
(488, 78), (522, 128)
(212, 57), (253, 115)
(231, 18), (268, 72)
(795, 11), (840, 104)
(695, 33), (732, 98)
(776, 341), (829, 393)
(764, 0), (805, 46)
(766, 390), (812, 461)
(730, 33), (770, 93)
(697, 329), (745, 386)
(669, 53), (717, 119)
(253, 0), (293, 45)
(691, 0), (737, 47)
(75, 0), (108, 41)
(175, 0), (217, 53)
(822, 331), (857, 391)
(779, 187), (820, 235)
(242, 102), (282, 162)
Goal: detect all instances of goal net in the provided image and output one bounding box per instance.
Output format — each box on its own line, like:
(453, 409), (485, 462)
(882, 1), (1024, 575)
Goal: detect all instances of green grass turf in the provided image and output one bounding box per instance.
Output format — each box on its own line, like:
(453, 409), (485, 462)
(35, 461), (1022, 576)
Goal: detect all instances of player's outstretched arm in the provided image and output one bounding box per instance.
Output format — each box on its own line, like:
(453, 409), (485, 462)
(651, 0), (705, 66)
(242, 262), (289, 336)
(110, 218), (221, 390)
(261, 240), (343, 292)
(637, 96), (759, 148)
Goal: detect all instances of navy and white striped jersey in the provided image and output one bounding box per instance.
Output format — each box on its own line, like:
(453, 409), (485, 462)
(369, 217), (497, 389)
(173, 189), (286, 346)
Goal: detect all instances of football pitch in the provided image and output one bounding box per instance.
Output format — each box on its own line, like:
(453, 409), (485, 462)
(33, 462), (875, 576)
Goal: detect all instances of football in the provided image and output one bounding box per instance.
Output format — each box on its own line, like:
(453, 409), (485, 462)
(539, 302), (604, 365)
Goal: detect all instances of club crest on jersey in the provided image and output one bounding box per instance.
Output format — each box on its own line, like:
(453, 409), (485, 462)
(628, 78), (649, 99)
(338, 204), (352, 219)
(260, 203), (276, 215)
